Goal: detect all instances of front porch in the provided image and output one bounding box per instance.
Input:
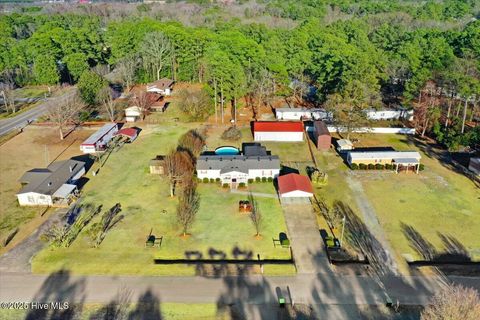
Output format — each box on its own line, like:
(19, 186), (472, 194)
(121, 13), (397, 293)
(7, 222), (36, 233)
(393, 158), (420, 174)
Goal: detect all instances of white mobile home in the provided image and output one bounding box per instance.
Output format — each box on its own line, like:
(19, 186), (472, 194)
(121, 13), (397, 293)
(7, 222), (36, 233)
(80, 123), (118, 154)
(275, 108), (332, 121)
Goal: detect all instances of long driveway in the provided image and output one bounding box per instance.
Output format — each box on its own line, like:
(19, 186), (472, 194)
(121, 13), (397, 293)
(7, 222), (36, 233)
(282, 203), (331, 274)
(0, 89), (74, 135)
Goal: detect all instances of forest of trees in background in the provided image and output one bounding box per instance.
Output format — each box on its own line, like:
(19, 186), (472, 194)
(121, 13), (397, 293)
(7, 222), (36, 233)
(0, 0), (479, 149)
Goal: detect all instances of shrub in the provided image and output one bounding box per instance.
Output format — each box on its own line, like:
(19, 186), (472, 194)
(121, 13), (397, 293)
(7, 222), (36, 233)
(222, 183), (229, 188)
(248, 178), (254, 184)
(350, 163), (358, 170)
(368, 164), (375, 170)
(419, 164), (425, 171)
(261, 177), (267, 182)
(255, 177), (261, 182)
(215, 178), (220, 183)
(359, 163), (367, 170)
(197, 177), (202, 183)
(385, 163), (392, 170)
(209, 178), (215, 183)
(238, 182), (246, 188)
(267, 177), (273, 182)
(202, 177), (209, 183)
(221, 126), (242, 141)
(375, 163), (384, 170)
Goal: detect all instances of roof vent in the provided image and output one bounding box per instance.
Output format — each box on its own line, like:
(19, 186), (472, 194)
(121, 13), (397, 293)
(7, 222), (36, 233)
(48, 182), (52, 186)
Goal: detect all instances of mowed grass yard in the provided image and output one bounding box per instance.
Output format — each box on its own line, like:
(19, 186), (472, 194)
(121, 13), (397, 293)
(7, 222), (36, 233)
(0, 126), (96, 253)
(312, 132), (479, 263)
(354, 134), (480, 261)
(33, 124), (292, 276)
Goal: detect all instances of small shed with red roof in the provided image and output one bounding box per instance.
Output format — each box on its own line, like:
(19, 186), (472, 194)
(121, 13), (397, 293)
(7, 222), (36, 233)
(253, 121), (304, 142)
(277, 173), (313, 203)
(115, 127), (139, 142)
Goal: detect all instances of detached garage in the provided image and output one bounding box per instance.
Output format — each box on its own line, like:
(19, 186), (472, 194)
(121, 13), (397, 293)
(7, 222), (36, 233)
(278, 173), (313, 204)
(253, 121), (304, 142)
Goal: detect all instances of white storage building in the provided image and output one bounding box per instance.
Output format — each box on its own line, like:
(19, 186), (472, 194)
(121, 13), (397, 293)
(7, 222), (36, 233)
(253, 121), (304, 142)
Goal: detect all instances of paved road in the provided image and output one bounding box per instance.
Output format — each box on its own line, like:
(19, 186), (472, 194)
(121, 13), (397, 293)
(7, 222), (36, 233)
(1, 271), (480, 318)
(0, 209), (67, 273)
(0, 89), (74, 136)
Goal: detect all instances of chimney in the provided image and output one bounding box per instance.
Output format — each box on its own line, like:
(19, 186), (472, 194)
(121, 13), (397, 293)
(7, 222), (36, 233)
(69, 165), (73, 172)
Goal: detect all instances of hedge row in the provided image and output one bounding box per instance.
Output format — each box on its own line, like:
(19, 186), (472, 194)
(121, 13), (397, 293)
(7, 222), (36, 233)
(350, 163), (425, 171)
(198, 177), (273, 183)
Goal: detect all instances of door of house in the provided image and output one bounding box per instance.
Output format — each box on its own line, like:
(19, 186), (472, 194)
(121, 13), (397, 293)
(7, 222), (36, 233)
(231, 178), (237, 189)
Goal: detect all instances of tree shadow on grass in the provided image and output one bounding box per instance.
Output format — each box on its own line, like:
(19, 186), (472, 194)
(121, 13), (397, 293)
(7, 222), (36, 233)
(127, 289), (162, 320)
(401, 223), (478, 276)
(88, 287), (162, 320)
(25, 269), (86, 320)
(89, 287), (132, 320)
(333, 201), (396, 276)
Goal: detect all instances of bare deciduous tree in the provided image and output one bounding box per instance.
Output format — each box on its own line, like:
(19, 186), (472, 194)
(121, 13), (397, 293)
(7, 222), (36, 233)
(176, 87), (212, 121)
(248, 192), (262, 238)
(47, 90), (84, 140)
(117, 54), (138, 92)
(0, 73), (16, 114)
(176, 181), (200, 237)
(130, 91), (155, 120)
(99, 86), (117, 122)
(163, 149), (194, 197)
(421, 284), (480, 320)
(139, 32), (173, 81)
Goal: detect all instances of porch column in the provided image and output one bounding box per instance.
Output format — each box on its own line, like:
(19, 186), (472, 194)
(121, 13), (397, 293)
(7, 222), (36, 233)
(416, 163), (420, 174)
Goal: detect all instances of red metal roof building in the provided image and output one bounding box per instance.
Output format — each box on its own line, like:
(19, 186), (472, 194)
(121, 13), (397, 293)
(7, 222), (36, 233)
(115, 128), (139, 142)
(253, 121), (304, 142)
(278, 173), (313, 199)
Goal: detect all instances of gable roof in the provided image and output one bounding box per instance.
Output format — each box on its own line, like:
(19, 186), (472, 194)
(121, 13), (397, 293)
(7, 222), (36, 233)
(17, 159), (86, 196)
(197, 155), (280, 172)
(278, 173), (313, 195)
(148, 78), (174, 90)
(348, 151), (421, 161)
(253, 121), (304, 133)
(115, 128), (138, 139)
(81, 123), (117, 146)
(314, 121), (330, 136)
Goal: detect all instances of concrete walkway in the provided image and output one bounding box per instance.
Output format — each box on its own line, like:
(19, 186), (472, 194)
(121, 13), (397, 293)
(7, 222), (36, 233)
(282, 203), (331, 274)
(229, 189), (278, 198)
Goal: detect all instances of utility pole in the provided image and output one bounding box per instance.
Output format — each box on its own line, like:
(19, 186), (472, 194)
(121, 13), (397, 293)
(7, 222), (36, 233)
(340, 216), (346, 247)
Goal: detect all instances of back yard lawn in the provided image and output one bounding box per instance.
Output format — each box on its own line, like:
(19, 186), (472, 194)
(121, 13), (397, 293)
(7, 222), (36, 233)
(32, 124), (292, 276)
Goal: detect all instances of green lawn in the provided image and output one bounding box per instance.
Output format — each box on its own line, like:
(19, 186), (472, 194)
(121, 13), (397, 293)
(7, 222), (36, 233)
(357, 135), (480, 261)
(0, 303), (226, 320)
(32, 124), (292, 275)
(313, 133), (480, 263)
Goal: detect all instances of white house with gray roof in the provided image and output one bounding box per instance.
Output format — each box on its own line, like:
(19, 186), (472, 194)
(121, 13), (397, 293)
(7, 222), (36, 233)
(17, 159), (86, 206)
(196, 143), (280, 187)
